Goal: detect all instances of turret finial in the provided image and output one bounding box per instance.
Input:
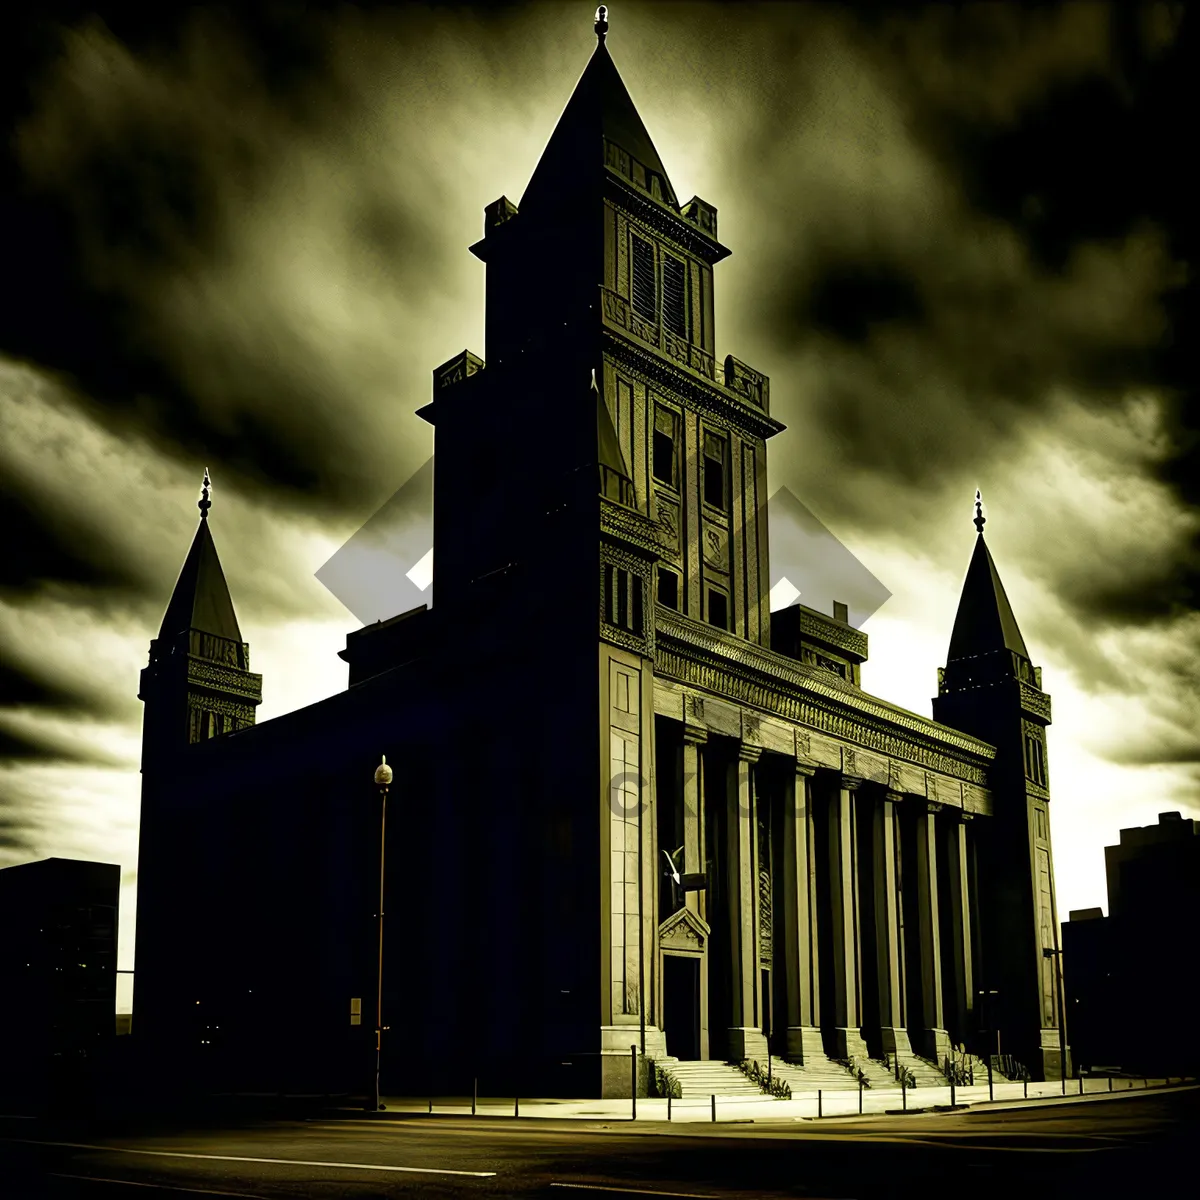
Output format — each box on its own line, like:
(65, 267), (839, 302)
(595, 5), (608, 44)
(198, 468), (212, 520)
(973, 489), (986, 535)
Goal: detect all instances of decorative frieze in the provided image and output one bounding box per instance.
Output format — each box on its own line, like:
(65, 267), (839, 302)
(600, 497), (662, 558)
(654, 607), (993, 783)
(798, 607), (869, 660)
(723, 355), (769, 411)
(186, 658), (263, 703)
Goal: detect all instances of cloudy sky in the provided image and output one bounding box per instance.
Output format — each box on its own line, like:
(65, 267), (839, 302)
(1, 1), (1195, 1012)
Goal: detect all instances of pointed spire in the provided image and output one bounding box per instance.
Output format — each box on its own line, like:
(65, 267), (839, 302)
(198, 468), (212, 520)
(158, 475), (243, 644)
(946, 501), (1030, 664)
(519, 17), (677, 215)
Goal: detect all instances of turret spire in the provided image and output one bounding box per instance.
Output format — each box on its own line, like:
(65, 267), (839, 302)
(199, 468), (212, 520)
(973, 489), (986, 535)
(595, 5), (608, 45)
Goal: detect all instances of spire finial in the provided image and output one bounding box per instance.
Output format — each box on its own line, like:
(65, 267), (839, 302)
(973, 489), (986, 535)
(198, 468), (212, 520)
(595, 5), (608, 44)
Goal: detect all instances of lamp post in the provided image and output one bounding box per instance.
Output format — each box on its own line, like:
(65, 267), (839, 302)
(1043, 946), (1068, 1083)
(369, 754), (393, 1112)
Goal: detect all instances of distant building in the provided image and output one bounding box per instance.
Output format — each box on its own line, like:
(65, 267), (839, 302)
(0, 858), (120, 1069)
(1063, 812), (1200, 1074)
(134, 16), (1068, 1100)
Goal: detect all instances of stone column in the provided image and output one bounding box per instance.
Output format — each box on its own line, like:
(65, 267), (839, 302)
(916, 801), (952, 1063)
(873, 790), (913, 1057)
(726, 744), (768, 1062)
(681, 724), (707, 920)
(829, 775), (869, 1059)
(944, 812), (974, 1045)
(782, 762), (823, 1063)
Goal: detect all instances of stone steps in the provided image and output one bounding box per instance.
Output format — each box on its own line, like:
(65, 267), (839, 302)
(656, 1058), (768, 1098)
(888, 1053), (949, 1088)
(767, 1055), (861, 1092)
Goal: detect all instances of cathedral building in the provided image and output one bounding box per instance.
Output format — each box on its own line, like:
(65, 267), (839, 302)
(134, 14), (1067, 1100)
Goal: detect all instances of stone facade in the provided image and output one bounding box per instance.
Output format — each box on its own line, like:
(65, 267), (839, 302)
(133, 26), (1069, 1100)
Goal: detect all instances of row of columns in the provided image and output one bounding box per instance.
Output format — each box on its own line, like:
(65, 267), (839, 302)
(668, 732), (978, 1066)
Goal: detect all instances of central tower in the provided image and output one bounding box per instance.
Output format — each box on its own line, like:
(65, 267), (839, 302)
(417, 10), (785, 1096)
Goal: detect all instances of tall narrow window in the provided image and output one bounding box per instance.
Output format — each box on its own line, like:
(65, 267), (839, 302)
(703, 430), (727, 510)
(657, 567), (679, 610)
(662, 254), (687, 337)
(604, 565), (644, 636)
(707, 588), (728, 630)
(631, 233), (656, 321)
(652, 404), (679, 488)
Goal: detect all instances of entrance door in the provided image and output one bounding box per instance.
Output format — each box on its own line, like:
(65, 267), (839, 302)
(663, 955), (701, 1061)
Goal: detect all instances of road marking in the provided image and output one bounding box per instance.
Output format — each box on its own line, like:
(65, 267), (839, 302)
(549, 1185), (720, 1198)
(1, 1139), (495, 1177)
(50, 1173), (265, 1197)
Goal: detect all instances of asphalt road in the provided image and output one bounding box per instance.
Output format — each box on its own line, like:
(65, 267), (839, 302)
(2, 1088), (1194, 1200)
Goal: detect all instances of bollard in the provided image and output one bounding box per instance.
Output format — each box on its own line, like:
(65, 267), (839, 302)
(514, 1096), (519, 1118)
(428, 1097), (433, 1114)
(988, 1060), (994, 1102)
(472, 1078), (477, 1116)
(1108, 1077), (1113, 1093)
(818, 1089), (822, 1118)
(859, 1082), (863, 1114)
(951, 1079), (956, 1107)
(902, 1080), (907, 1112)
(711, 1094), (716, 1123)
(667, 1093), (672, 1122)
(631, 1046), (637, 1122)
(1023, 1077), (1027, 1100)
(1079, 1077), (1084, 1095)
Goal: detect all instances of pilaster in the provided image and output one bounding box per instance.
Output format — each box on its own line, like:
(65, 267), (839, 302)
(681, 724), (707, 920)
(873, 790), (913, 1057)
(916, 800), (951, 1063)
(944, 811), (975, 1045)
(782, 762), (823, 1063)
(829, 775), (869, 1059)
(726, 742), (768, 1062)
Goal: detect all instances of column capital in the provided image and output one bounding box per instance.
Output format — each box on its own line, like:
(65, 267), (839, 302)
(840, 775), (865, 792)
(683, 723), (708, 746)
(883, 789), (904, 805)
(737, 742), (763, 764)
(794, 759), (818, 778)
(924, 800), (944, 815)
(959, 809), (975, 822)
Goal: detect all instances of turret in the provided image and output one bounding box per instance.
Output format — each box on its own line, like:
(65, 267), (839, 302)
(933, 492), (1066, 1080)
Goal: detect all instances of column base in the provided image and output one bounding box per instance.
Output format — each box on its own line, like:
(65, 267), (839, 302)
(727, 1027), (770, 1063)
(833, 1027), (870, 1059)
(785, 1025), (827, 1065)
(1038, 1027), (1071, 1081)
(924, 1027), (952, 1064)
(879, 1027), (914, 1057)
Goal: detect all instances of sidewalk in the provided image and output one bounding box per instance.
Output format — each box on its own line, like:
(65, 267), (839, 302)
(348, 1076), (1195, 1125)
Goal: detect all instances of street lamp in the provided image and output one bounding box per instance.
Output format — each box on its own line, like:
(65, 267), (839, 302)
(1043, 946), (1069, 1083)
(369, 754), (393, 1112)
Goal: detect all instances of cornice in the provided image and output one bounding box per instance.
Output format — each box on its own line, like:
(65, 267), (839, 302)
(1018, 679), (1053, 725)
(795, 606), (868, 661)
(601, 316), (785, 442)
(654, 605), (994, 782)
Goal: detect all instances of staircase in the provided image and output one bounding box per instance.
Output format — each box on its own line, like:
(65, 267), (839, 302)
(655, 1057), (771, 1099)
(885, 1052), (949, 1087)
(852, 1057), (903, 1089)
(767, 1054), (861, 1092)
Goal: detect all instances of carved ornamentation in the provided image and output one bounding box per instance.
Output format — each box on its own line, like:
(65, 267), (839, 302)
(600, 498), (661, 558)
(186, 659), (263, 702)
(1019, 682), (1053, 724)
(702, 525), (727, 568)
(604, 172), (724, 263)
(655, 498), (680, 552)
(659, 907), (709, 949)
(723, 354), (769, 410)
